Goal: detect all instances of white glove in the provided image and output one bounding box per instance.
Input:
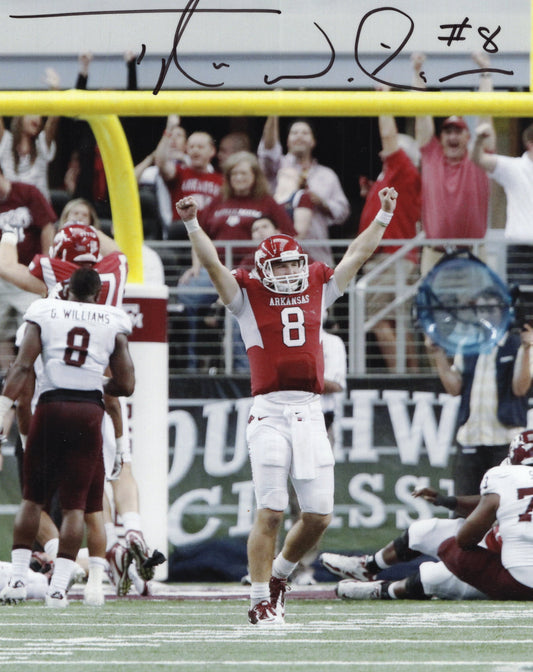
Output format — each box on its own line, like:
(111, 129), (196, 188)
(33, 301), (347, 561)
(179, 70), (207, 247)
(108, 436), (124, 481)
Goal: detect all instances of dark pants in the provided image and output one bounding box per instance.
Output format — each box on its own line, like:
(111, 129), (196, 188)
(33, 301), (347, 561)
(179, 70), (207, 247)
(453, 443), (510, 496)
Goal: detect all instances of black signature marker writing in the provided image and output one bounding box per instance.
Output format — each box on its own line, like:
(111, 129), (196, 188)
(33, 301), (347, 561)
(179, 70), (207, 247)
(137, 44), (146, 65)
(10, 8), (281, 19)
(9, 6), (518, 91)
(439, 67), (513, 83)
(263, 22), (335, 85)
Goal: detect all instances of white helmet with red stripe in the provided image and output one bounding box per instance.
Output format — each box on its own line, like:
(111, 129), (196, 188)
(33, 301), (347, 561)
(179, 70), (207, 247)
(254, 234), (308, 294)
(50, 222), (100, 264)
(509, 429), (533, 466)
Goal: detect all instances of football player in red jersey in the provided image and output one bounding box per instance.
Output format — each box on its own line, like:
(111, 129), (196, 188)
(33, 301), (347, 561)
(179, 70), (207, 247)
(0, 220), (128, 307)
(176, 186), (398, 625)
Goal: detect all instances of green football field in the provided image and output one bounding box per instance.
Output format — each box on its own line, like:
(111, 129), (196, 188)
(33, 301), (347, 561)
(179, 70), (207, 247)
(0, 590), (532, 672)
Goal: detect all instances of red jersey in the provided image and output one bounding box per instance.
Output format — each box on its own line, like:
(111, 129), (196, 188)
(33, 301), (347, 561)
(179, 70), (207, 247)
(28, 251), (128, 307)
(201, 194), (295, 266)
(167, 165), (223, 219)
(0, 182), (57, 265)
(231, 263), (340, 396)
(359, 148), (420, 263)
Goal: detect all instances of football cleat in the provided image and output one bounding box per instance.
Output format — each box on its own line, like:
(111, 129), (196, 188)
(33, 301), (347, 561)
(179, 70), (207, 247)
(106, 542), (133, 596)
(128, 563), (151, 597)
(45, 589), (69, 608)
(0, 580), (27, 605)
(125, 531), (165, 582)
(248, 599), (281, 625)
(269, 576), (289, 622)
(320, 552), (376, 581)
(336, 579), (384, 600)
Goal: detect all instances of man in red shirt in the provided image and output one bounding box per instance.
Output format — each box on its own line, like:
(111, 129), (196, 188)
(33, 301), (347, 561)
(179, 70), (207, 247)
(156, 130), (223, 223)
(411, 52), (495, 276)
(358, 105), (421, 371)
(176, 186), (399, 625)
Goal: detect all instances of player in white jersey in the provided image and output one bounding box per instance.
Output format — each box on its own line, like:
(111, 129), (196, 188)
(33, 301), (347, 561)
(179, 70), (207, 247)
(0, 267), (135, 607)
(0, 220), (163, 597)
(321, 488), (490, 602)
(439, 429), (533, 599)
(176, 186), (398, 625)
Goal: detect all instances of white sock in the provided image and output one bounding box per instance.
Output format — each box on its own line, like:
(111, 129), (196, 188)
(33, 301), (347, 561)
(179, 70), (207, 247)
(250, 582), (270, 608)
(121, 512), (142, 534)
(387, 582), (399, 599)
(105, 523), (120, 552)
(86, 558), (106, 589)
(11, 548), (31, 583)
(44, 538), (59, 560)
(374, 549), (392, 569)
(49, 557), (76, 593)
(272, 553), (298, 580)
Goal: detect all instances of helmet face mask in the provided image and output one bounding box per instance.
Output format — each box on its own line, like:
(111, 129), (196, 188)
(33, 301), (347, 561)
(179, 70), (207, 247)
(508, 430), (533, 466)
(254, 235), (309, 294)
(50, 222), (100, 264)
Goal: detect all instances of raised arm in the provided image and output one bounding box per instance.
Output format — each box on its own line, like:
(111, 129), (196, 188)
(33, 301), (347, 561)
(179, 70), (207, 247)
(261, 116), (280, 151)
(472, 51), (496, 152)
(411, 52), (434, 148)
(0, 230), (48, 295)
(471, 122), (498, 173)
(376, 84), (399, 156)
(43, 68), (61, 149)
(334, 187), (397, 293)
(175, 196), (240, 305)
(154, 121), (181, 181)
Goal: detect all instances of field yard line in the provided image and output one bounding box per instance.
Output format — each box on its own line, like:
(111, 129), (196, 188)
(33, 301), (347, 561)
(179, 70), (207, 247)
(0, 661), (530, 668)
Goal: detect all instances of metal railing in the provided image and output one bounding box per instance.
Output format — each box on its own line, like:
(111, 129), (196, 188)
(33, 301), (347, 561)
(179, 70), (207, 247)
(147, 230), (522, 377)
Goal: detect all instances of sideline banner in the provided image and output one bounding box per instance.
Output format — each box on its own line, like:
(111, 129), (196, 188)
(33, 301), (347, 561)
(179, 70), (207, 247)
(167, 377), (469, 552)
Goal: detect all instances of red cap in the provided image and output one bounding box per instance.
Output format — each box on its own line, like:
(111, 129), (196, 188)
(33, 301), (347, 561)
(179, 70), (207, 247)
(441, 116), (469, 132)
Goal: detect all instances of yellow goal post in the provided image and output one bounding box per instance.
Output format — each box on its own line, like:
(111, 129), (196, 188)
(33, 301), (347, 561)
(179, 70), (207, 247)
(3, 88), (533, 282)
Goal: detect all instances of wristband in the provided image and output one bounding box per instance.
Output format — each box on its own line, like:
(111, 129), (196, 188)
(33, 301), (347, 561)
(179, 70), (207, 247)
(1, 231), (18, 246)
(434, 493), (458, 511)
(183, 217), (201, 234)
(375, 209), (393, 227)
